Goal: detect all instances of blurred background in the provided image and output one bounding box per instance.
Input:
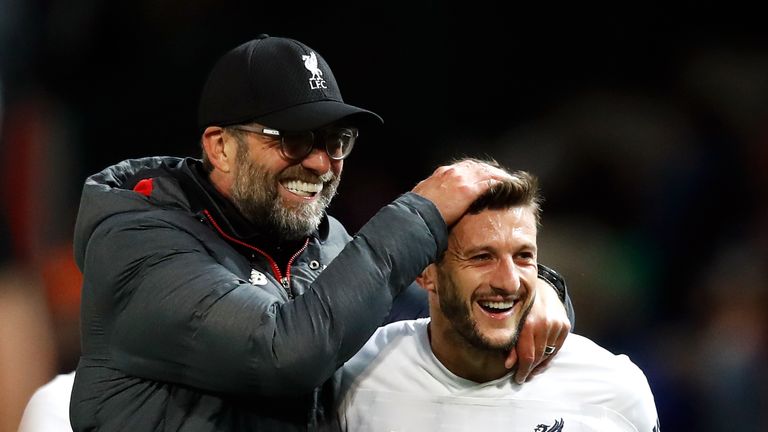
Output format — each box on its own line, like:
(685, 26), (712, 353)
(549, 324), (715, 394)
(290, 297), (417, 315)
(1, 1), (766, 431)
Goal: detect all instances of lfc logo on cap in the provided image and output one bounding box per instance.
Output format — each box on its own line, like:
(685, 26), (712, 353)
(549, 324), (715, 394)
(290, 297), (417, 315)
(302, 52), (327, 90)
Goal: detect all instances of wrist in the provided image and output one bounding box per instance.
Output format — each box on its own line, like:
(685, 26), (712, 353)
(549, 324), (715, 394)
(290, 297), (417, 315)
(537, 263), (567, 304)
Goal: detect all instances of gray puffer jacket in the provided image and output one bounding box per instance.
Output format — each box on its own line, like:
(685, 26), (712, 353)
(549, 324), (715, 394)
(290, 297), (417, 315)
(70, 157), (445, 431)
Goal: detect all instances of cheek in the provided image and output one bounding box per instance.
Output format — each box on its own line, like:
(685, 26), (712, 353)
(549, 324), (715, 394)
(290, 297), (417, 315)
(331, 160), (344, 176)
(522, 266), (538, 286)
(452, 271), (485, 299)
(252, 145), (292, 171)
(269, 158), (294, 174)
(523, 272), (538, 303)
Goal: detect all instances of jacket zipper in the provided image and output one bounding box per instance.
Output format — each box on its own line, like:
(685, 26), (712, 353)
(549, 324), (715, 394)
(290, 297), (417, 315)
(201, 210), (310, 298)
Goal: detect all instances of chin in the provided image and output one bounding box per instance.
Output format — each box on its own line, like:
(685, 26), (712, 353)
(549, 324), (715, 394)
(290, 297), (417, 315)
(477, 331), (518, 351)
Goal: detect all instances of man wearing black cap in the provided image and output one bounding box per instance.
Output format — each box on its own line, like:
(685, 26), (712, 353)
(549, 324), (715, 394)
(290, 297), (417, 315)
(68, 35), (573, 431)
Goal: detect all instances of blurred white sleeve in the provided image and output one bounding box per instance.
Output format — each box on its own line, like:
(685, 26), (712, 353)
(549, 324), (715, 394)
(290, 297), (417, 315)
(18, 371), (75, 432)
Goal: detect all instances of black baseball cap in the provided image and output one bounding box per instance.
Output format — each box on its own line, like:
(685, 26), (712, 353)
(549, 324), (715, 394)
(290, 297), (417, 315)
(197, 34), (383, 132)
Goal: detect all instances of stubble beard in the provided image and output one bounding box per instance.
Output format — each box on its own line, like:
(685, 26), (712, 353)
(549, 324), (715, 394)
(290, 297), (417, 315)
(437, 269), (532, 355)
(230, 143), (340, 241)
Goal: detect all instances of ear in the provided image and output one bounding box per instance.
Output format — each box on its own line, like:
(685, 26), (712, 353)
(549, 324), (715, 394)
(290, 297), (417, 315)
(202, 126), (235, 173)
(415, 263), (439, 294)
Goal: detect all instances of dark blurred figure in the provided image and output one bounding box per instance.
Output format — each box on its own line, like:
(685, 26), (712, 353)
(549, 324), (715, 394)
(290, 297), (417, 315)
(1, 1), (82, 428)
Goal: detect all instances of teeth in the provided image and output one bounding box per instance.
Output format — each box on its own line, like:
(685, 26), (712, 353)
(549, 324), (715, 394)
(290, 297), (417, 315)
(283, 180), (322, 196)
(479, 301), (515, 310)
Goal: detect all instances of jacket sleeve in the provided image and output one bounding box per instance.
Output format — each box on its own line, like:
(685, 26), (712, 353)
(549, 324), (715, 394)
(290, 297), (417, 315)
(85, 192), (446, 396)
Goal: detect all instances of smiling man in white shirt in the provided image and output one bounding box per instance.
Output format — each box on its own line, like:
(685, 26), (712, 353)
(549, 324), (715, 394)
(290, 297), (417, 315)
(337, 163), (660, 432)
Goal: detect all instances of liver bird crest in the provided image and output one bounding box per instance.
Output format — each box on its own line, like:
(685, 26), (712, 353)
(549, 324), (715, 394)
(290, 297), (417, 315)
(533, 418), (564, 432)
(302, 52), (323, 80)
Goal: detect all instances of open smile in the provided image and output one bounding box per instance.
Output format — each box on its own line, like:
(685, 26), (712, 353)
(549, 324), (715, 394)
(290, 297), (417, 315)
(476, 299), (518, 320)
(280, 179), (323, 200)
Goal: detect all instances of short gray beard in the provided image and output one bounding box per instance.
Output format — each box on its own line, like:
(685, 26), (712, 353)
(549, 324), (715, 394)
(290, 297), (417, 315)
(230, 142), (340, 240)
(437, 269), (532, 354)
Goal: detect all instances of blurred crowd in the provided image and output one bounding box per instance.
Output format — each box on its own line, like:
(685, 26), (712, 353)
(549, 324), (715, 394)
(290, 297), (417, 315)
(1, 2), (766, 431)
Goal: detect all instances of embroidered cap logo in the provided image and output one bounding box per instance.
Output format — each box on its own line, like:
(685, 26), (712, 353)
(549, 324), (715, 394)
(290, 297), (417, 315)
(302, 51), (327, 89)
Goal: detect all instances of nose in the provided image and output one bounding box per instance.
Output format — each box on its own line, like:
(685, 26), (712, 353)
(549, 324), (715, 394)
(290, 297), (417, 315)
(488, 255), (522, 295)
(300, 147), (331, 175)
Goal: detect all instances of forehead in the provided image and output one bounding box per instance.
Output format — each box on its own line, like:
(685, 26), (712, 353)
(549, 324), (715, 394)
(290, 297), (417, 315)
(449, 206), (537, 250)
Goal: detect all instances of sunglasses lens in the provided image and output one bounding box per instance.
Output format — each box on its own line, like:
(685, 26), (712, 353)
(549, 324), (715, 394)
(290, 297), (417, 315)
(326, 128), (357, 160)
(281, 133), (314, 160)
(280, 128), (358, 160)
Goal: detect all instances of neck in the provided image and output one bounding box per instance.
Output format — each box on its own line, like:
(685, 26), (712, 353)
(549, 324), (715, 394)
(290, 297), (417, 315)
(428, 320), (511, 383)
(208, 169), (234, 200)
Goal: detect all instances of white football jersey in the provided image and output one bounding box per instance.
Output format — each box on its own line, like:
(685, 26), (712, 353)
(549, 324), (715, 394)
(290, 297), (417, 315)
(337, 319), (659, 432)
(18, 371), (76, 432)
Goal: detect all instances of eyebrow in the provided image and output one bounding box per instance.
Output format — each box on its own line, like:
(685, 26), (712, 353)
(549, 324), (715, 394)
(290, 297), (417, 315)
(459, 239), (537, 255)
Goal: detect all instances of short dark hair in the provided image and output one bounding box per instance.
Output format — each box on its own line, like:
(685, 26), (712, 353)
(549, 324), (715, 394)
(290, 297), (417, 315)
(457, 158), (542, 225)
(467, 170), (542, 225)
(437, 159), (543, 265)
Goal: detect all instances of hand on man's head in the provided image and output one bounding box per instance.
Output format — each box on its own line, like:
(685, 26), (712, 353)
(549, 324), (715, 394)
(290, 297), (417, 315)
(412, 159), (513, 226)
